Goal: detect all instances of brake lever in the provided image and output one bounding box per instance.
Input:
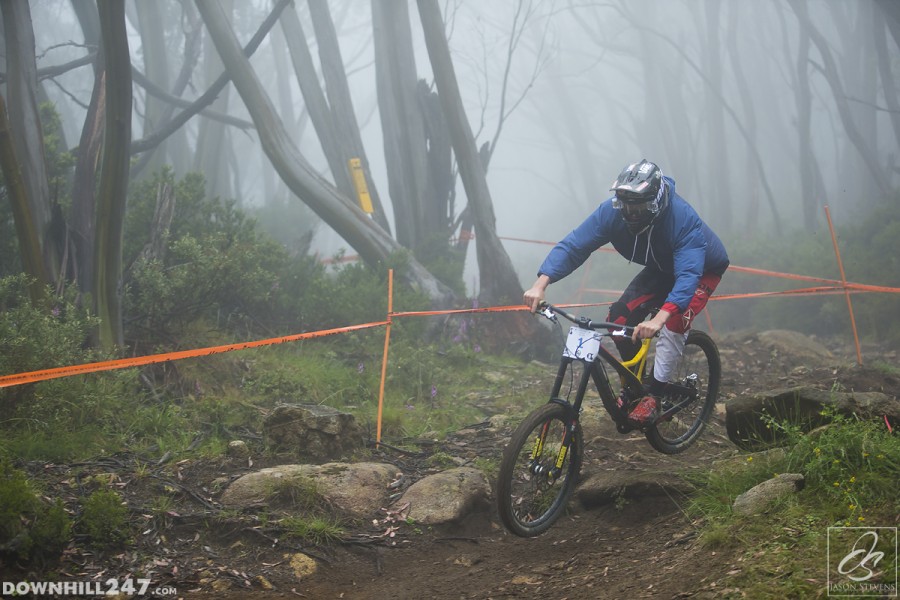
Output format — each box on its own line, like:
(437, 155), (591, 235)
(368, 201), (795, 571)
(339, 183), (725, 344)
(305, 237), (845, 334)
(539, 306), (558, 323)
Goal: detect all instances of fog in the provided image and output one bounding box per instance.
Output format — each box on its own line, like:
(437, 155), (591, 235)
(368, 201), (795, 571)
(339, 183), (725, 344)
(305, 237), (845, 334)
(25, 0), (900, 295)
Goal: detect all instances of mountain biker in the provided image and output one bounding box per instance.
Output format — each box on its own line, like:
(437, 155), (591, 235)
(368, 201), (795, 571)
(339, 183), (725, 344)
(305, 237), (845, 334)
(523, 159), (729, 427)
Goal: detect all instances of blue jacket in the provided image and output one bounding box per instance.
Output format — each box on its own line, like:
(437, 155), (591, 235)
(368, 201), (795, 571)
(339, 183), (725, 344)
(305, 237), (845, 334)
(538, 176), (729, 312)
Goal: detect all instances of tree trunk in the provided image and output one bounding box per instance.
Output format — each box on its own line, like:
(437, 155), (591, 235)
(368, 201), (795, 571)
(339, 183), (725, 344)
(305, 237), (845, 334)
(372, 0), (430, 250)
(194, 0), (234, 202)
(94, 0), (132, 351)
(308, 0), (391, 233)
(279, 5), (359, 211)
(130, 0), (289, 158)
(702, 0), (730, 230)
(725, 6), (762, 234)
(69, 0), (103, 296)
(416, 0), (523, 307)
(1, 0), (59, 284)
(787, 0), (892, 198)
(0, 92), (48, 302)
(195, 0), (455, 307)
(791, 2), (820, 230)
(133, 0), (170, 176)
(874, 0), (900, 59)
(874, 16), (900, 150)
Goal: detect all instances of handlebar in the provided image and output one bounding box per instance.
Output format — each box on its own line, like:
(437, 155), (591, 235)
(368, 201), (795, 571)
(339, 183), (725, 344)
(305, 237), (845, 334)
(537, 302), (635, 336)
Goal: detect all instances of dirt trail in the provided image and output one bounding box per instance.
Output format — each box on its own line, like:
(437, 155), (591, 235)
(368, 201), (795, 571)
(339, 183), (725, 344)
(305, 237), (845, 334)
(4, 332), (894, 599)
(169, 401), (738, 599)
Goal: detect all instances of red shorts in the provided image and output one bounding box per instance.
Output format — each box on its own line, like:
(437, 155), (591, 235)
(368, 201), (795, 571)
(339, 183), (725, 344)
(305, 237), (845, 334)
(608, 270), (722, 334)
(661, 273), (721, 334)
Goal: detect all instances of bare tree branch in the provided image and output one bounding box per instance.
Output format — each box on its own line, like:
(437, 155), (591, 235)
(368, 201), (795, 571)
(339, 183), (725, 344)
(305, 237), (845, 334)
(130, 0), (291, 155)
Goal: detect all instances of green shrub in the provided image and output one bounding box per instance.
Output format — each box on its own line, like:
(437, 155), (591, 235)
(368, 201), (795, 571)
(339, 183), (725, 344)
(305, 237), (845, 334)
(688, 411), (899, 525)
(0, 460), (72, 560)
(81, 488), (129, 548)
(780, 411), (900, 522)
(0, 275), (143, 461)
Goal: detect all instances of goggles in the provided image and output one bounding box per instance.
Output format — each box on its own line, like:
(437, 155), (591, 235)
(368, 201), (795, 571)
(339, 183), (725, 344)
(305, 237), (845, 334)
(612, 182), (665, 221)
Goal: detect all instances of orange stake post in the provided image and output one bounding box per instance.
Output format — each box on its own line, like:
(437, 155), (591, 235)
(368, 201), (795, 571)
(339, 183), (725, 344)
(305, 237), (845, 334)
(376, 269), (394, 446)
(825, 206), (862, 365)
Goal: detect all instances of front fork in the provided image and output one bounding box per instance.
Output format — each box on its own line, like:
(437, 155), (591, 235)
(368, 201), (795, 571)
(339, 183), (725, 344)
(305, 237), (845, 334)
(529, 406), (578, 482)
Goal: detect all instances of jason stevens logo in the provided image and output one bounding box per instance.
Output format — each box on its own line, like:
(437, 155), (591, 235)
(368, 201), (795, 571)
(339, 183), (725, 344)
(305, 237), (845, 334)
(828, 527), (898, 597)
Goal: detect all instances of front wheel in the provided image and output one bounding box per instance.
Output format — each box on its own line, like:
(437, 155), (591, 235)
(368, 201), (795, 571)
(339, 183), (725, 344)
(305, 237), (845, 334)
(496, 402), (583, 537)
(645, 330), (720, 454)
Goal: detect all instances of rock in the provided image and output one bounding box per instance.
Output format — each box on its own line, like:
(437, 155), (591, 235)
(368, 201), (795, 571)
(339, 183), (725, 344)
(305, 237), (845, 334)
(400, 467), (491, 525)
(756, 330), (835, 367)
(221, 462), (397, 519)
(263, 404), (365, 461)
(226, 440), (250, 459)
(725, 387), (900, 449)
(482, 371), (512, 384)
(732, 473), (805, 515)
(577, 470), (695, 508)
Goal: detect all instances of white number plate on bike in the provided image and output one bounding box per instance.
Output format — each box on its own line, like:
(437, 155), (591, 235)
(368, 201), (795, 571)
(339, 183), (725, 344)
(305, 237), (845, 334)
(563, 327), (601, 362)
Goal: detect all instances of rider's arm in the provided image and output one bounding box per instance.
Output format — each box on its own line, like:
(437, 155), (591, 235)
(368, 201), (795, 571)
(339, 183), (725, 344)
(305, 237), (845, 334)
(536, 204), (612, 284)
(632, 308), (671, 342)
(523, 274), (552, 313)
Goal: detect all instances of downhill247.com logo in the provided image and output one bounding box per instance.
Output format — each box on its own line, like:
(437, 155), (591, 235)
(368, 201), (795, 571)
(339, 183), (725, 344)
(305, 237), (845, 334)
(2, 578), (177, 596)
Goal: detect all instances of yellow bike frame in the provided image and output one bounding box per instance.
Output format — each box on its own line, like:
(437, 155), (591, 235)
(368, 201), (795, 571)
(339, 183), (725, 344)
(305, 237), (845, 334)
(619, 338), (651, 382)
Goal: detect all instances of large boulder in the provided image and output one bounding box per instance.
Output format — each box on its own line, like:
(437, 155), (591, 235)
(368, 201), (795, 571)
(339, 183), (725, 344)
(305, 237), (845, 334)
(725, 386), (900, 449)
(754, 330), (835, 368)
(263, 404), (365, 461)
(399, 467), (491, 525)
(220, 462), (397, 519)
(577, 470), (695, 508)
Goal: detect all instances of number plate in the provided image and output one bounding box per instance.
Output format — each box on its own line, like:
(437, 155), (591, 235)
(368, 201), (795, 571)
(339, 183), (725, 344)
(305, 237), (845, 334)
(563, 326), (601, 362)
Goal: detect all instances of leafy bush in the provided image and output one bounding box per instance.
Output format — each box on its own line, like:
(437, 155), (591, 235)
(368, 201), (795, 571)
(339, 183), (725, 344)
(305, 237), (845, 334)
(690, 412), (898, 521)
(123, 170), (430, 349)
(81, 488), (130, 548)
(685, 410), (899, 598)
(779, 410), (900, 522)
(0, 460), (72, 561)
(124, 169), (286, 345)
(0, 275), (143, 460)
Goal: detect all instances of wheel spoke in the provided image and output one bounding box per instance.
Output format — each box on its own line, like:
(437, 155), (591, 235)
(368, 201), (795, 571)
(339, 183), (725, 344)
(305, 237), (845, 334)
(497, 404), (582, 536)
(645, 330), (720, 454)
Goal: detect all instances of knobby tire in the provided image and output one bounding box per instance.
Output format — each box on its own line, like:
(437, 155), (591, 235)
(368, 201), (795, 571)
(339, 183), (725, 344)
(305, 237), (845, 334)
(645, 329), (721, 454)
(497, 403), (583, 537)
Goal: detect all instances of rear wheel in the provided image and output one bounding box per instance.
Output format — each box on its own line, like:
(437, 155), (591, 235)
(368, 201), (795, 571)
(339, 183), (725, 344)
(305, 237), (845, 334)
(645, 330), (720, 454)
(497, 403), (583, 537)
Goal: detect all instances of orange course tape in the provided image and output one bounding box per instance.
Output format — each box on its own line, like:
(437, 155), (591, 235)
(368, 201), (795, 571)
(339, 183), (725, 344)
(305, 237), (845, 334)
(4, 234), (900, 390)
(0, 321), (387, 389)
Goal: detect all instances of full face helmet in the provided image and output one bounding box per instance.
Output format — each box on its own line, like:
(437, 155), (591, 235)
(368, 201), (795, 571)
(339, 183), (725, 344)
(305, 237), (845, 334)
(610, 159), (667, 233)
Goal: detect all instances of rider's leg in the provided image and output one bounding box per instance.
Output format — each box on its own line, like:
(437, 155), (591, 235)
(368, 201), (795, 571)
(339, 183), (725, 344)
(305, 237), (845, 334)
(651, 326), (688, 389)
(651, 273), (722, 388)
(607, 267), (673, 361)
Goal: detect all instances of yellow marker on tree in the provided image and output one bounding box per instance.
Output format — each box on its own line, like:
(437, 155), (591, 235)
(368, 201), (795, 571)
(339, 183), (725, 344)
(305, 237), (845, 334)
(348, 158), (374, 214)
